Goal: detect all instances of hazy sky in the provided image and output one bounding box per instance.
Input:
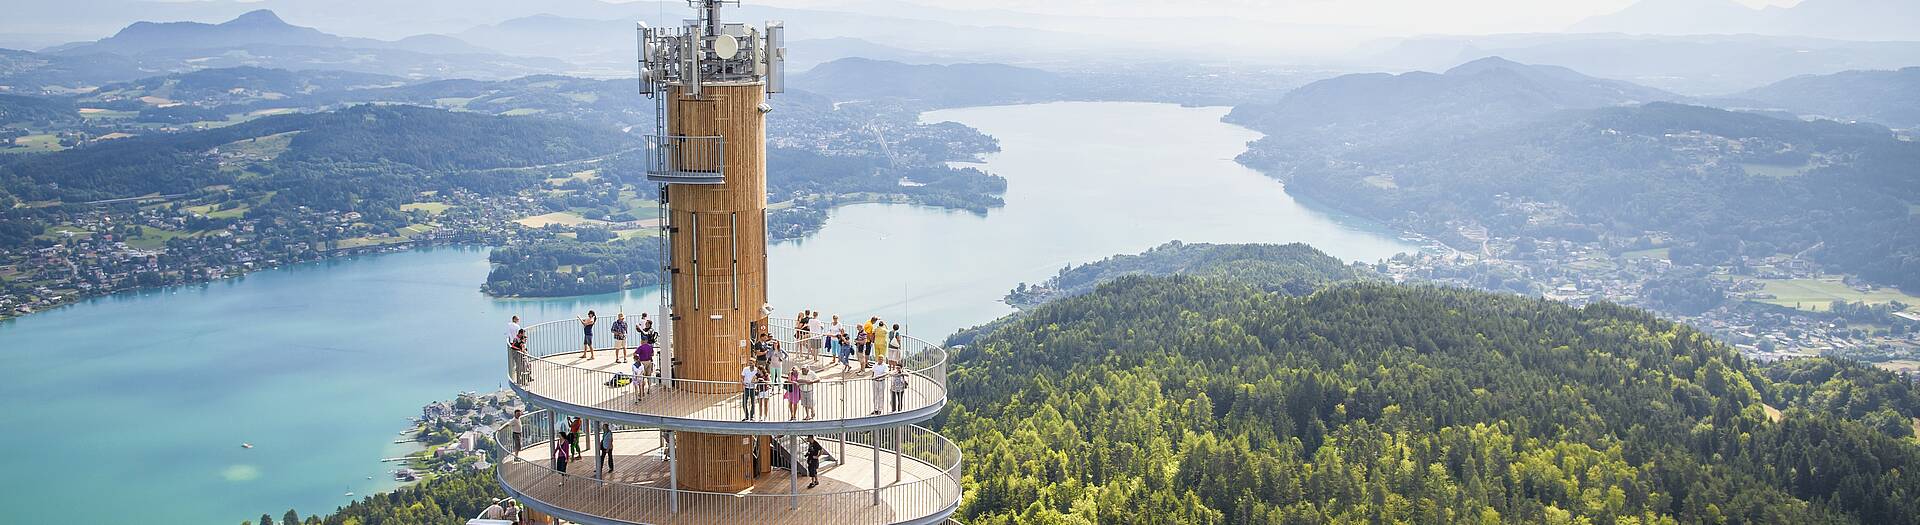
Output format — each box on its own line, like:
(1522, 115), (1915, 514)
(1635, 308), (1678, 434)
(771, 0), (1803, 34)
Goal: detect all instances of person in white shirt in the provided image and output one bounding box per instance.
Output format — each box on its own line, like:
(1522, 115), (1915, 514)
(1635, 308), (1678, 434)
(798, 367), (818, 420)
(828, 315), (847, 368)
(505, 315), (521, 343)
(869, 360), (890, 416)
(509, 409), (524, 453)
(741, 361), (759, 421)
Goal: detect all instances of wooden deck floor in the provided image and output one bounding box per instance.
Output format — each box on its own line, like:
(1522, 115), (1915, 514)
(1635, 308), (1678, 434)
(522, 350), (941, 425)
(503, 432), (951, 525)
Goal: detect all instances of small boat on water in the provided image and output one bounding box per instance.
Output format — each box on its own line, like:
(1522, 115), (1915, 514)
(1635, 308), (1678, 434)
(241, 443), (253, 449)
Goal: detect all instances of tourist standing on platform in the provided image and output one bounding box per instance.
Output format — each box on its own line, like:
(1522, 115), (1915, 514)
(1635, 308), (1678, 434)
(553, 425), (571, 486)
(741, 359), (759, 421)
(755, 367), (774, 420)
(890, 360), (908, 412)
(869, 359), (890, 415)
(579, 311), (597, 360)
(509, 409), (524, 453)
(836, 332), (853, 369)
(769, 335), (789, 389)
(632, 339), (655, 402)
(855, 322), (871, 373)
(872, 319), (890, 367)
(805, 436), (825, 489)
(752, 332), (772, 370)
(784, 368), (803, 420)
(610, 313), (629, 364)
(828, 315), (847, 366)
(509, 329), (531, 384)
(596, 422), (614, 478)
(889, 323), (904, 360)
(798, 366), (818, 420)
(505, 315), (520, 343)
(567, 416), (583, 457)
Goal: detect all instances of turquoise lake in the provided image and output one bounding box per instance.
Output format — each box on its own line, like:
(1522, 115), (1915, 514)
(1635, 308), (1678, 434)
(0, 102), (1414, 523)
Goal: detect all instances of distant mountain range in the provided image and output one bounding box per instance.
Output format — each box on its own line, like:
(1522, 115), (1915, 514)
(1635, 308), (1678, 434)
(1363, 33), (1920, 95)
(1573, 0), (1920, 41)
(1730, 67), (1920, 129)
(47, 10), (488, 56)
(0, 10), (565, 92)
(1227, 56), (1681, 152)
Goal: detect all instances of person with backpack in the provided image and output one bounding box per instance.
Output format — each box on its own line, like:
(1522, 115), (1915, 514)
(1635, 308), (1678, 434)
(596, 422), (614, 478)
(889, 361), (909, 412)
(889, 323), (904, 360)
(631, 339), (655, 403)
(827, 315), (848, 367)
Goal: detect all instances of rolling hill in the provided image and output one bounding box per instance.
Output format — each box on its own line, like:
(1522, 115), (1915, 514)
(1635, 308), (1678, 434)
(949, 271), (1920, 523)
(1732, 67), (1920, 130)
(1226, 56), (1680, 153)
(0, 103), (628, 202)
(1572, 0), (1920, 41)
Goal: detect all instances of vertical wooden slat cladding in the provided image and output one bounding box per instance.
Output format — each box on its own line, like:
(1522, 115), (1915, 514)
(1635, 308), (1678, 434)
(666, 82), (770, 493)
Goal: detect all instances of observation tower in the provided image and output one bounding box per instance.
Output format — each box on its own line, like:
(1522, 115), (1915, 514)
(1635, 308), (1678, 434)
(491, 2), (961, 524)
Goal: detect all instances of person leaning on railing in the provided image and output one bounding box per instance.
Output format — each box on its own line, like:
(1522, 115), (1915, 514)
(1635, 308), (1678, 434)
(798, 366), (819, 420)
(510, 330), (531, 384)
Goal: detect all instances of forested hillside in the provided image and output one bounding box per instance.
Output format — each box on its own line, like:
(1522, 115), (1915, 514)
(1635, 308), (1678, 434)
(0, 103), (627, 203)
(1733, 67), (1920, 130)
(946, 276), (1920, 524)
(1005, 241), (1365, 308)
(1273, 101), (1920, 290)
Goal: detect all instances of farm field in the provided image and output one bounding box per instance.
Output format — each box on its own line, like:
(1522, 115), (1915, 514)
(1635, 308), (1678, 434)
(1746, 276), (1920, 312)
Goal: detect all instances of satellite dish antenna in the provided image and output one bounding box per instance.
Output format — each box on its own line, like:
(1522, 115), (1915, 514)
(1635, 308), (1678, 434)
(713, 34), (740, 60)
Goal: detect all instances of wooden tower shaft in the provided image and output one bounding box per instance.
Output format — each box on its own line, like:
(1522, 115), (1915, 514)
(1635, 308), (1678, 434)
(666, 82), (770, 492)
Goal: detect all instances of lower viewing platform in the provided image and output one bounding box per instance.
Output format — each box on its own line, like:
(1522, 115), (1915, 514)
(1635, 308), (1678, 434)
(493, 418), (961, 525)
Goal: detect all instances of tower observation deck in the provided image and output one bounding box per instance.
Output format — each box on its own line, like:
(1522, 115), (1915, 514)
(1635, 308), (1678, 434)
(492, 2), (960, 524)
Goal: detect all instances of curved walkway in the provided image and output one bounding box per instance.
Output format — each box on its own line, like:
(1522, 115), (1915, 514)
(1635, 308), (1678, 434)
(496, 429), (959, 525)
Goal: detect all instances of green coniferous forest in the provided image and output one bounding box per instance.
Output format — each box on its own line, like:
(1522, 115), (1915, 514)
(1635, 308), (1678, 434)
(307, 259), (1920, 524)
(944, 276), (1920, 524)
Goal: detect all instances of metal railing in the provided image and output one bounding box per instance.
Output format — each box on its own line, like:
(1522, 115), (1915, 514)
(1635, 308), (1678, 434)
(644, 134), (726, 184)
(506, 317), (950, 428)
(492, 411), (962, 525)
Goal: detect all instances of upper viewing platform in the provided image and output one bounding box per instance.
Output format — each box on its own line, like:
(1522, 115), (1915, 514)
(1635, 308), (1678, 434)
(507, 318), (950, 434)
(644, 134), (727, 185)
